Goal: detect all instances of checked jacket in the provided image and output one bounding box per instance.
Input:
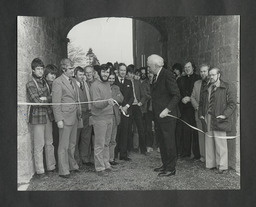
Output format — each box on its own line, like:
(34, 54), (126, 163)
(26, 76), (54, 125)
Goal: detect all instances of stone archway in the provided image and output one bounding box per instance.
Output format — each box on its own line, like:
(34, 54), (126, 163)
(58, 16), (167, 65)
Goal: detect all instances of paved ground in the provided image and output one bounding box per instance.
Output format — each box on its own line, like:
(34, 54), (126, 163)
(25, 150), (240, 191)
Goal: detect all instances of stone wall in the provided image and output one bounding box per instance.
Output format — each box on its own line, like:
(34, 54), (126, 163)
(17, 16), (66, 183)
(166, 16), (240, 172)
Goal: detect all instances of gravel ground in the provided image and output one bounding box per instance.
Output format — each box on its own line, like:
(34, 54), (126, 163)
(27, 150), (240, 191)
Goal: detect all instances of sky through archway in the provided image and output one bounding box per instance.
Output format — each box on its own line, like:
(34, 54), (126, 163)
(67, 17), (133, 66)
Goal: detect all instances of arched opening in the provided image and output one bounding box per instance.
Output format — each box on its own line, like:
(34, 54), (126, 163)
(65, 17), (162, 67)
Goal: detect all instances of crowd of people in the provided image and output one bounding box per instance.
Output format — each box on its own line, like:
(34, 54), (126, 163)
(25, 54), (236, 179)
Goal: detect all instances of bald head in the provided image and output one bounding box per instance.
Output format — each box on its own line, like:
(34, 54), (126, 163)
(147, 54), (164, 75)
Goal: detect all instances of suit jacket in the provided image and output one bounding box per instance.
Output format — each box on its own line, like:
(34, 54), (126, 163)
(140, 79), (151, 113)
(111, 84), (124, 125)
(52, 74), (79, 125)
(114, 78), (134, 114)
(151, 68), (181, 122)
(132, 79), (150, 109)
(177, 73), (200, 111)
(75, 80), (91, 112)
(191, 79), (202, 110)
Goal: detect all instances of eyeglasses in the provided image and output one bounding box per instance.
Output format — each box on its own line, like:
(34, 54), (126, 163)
(209, 74), (218, 77)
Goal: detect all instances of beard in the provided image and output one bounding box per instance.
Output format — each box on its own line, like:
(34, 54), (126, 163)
(98, 73), (109, 82)
(140, 75), (147, 80)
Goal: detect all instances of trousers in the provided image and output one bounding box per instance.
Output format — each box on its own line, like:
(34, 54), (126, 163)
(58, 118), (79, 175)
(33, 114), (56, 174)
(155, 119), (177, 171)
(93, 117), (113, 171)
(109, 116), (117, 162)
(205, 114), (228, 170)
(75, 111), (93, 165)
(195, 111), (205, 160)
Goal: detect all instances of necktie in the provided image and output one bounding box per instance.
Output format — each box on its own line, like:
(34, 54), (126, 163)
(152, 75), (157, 84)
(80, 81), (83, 91)
(69, 78), (74, 90)
(131, 80), (138, 104)
(121, 78), (124, 84)
(208, 84), (216, 114)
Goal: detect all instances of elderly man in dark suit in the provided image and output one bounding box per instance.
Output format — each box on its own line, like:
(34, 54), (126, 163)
(52, 58), (80, 178)
(147, 54), (181, 177)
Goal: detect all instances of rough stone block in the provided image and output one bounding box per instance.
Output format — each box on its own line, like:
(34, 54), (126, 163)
(220, 16), (233, 25)
(222, 20), (239, 45)
(199, 17), (207, 29)
(212, 17), (221, 31)
(207, 32), (215, 50)
(205, 17), (213, 33)
(17, 71), (29, 102)
(17, 106), (30, 136)
(219, 46), (232, 63)
(205, 52), (212, 63)
(17, 134), (34, 184)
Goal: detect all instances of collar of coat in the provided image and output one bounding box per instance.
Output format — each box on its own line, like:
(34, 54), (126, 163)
(204, 79), (227, 92)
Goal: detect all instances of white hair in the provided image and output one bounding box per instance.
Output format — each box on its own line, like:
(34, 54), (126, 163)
(147, 54), (164, 67)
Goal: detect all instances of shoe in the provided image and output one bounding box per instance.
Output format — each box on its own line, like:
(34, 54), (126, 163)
(97, 170), (108, 177)
(105, 167), (118, 172)
(200, 157), (205, 162)
(180, 154), (190, 158)
(147, 147), (153, 153)
(217, 169), (227, 174)
(83, 162), (94, 167)
(158, 170), (176, 177)
(71, 169), (80, 173)
(46, 169), (56, 173)
(133, 148), (139, 153)
(120, 157), (131, 161)
(207, 167), (217, 170)
(109, 161), (119, 165)
(154, 166), (166, 172)
(141, 151), (149, 156)
(59, 174), (70, 179)
(36, 173), (48, 179)
(193, 158), (201, 162)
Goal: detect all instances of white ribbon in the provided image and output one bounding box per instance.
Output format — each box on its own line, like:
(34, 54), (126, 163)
(18, 99), (130, 117)
(166, 114), (239, 140)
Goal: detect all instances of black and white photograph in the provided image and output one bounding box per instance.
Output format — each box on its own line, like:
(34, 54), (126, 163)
(17, 15), (240, 191)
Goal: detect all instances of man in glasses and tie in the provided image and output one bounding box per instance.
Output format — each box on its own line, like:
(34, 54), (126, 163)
(52, 58), (80, 178)
(199, 67), (236, 174)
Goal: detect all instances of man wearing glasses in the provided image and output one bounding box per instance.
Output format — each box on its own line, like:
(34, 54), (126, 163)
(199, 67), (236, 174)
(52, 58), (80, 178)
